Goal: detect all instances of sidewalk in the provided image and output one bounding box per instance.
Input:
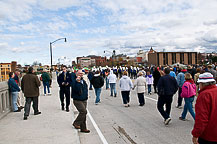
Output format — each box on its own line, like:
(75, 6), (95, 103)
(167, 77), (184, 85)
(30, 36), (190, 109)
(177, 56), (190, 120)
(0, 76), (80, 144)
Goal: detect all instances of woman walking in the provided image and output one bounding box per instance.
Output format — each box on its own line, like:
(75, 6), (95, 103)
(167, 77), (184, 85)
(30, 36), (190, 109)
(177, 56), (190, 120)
(119, 71), (133, 107)
(179, 73), (196, 120)
(134, 72), (146, 106)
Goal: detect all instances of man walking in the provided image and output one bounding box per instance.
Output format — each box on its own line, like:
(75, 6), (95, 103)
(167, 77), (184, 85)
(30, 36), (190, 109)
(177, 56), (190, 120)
(157, 68), (178, 125)
(71, 70), (90, 133)
(41, 70), (51, 96)
(57, 66), (72, 112)
(90, 71), (104, 105)
(21, 67), (41, 120)
(108, 70), (117, 97)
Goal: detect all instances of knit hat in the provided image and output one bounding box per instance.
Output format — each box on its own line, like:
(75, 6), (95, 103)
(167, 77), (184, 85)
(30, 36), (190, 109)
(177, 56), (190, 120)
(197, 72), (215, 83)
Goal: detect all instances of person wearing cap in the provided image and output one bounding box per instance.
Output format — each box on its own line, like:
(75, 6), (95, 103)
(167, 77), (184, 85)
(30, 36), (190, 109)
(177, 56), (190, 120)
(192, 73), (217, 144)
(207, 65), (217, 79)
(176, 67), (187, 109)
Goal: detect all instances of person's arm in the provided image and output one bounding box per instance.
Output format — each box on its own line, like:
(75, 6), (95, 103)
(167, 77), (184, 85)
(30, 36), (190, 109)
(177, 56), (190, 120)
(11, 80), (20, 92)
(181, 83), (188, 98)
(21, 78), (24, 92)
(36, 76), (41, 87)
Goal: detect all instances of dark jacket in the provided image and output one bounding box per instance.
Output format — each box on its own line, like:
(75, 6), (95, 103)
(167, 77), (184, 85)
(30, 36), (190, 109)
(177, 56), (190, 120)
(57, 71), (72, 88)
(157, 74), (178, 97)
(71, 79), (88, 101)
(21, 73), (41, 97)
(41, 72), (50, 83)
(87, 72), (94, 80)
(8, 78), (20, 92)
(153, 70), (161, 86)
(90, 74), (104, 88)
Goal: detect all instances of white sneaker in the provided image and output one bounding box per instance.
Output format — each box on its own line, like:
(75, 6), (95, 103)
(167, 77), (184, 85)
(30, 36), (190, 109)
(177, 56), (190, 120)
(44, 94), (46, 96)
(48, 93), (52, 95)
(164, 118), (171, 125)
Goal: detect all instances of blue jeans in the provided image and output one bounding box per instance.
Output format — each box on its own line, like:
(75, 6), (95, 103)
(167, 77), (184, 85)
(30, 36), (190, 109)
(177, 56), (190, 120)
(11, 92), (18, 111)
(110, 83), (116, 96)
(148, 84), (151, 93)
(43, 82), (50, 94)
(105, 77), (109, 89)
(181, 97), (195, 120)
(94, 88), (102, 103)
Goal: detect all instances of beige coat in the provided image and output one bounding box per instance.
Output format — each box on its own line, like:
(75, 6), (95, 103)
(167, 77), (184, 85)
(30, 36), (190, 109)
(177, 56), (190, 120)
(134, 76), (146, 93)
(21, 73), (41, 97)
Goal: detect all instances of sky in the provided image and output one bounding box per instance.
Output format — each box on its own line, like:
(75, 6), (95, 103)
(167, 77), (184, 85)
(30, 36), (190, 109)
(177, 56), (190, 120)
(0, 0), (217, 65)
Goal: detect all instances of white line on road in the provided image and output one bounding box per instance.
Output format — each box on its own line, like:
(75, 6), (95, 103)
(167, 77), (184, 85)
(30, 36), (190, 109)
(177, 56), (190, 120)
(144, 96), (158, 102)
(87, 109), (109, 144)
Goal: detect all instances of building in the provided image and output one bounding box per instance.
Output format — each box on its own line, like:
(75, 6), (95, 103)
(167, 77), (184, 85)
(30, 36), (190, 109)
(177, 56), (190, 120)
(87, 55), (107, 66)
(0, 61), (17, 82)
(136, 50), (149, 63)
(148, 50), (198, 66)
(77, 57), (96, 68)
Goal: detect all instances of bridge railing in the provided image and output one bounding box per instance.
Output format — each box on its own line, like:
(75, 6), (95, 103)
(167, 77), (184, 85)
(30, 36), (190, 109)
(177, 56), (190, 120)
(0, 81), (11, 119)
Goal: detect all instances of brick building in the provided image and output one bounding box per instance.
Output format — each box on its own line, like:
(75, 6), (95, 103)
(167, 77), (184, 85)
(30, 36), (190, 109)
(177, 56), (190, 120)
(148, 51), (198, 66)
(0, 61), (17, 82)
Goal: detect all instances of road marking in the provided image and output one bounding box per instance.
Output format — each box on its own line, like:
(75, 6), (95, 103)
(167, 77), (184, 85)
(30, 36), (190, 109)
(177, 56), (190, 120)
(87, 109), (109, 144)
(144, 96), (158, 102)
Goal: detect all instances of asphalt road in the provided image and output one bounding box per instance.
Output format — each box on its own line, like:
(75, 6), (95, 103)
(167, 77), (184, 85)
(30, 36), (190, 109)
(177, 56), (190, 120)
(76, 78), (195, 144)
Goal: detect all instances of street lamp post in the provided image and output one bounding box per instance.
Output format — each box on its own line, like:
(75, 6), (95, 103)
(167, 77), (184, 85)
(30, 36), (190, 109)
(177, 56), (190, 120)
(50, 38), (67, 71)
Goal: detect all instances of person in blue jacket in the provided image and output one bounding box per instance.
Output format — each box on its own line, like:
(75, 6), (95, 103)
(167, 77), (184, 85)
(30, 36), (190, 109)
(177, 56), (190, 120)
(71, 70), (90, 133)
(8, 72), (21, 112)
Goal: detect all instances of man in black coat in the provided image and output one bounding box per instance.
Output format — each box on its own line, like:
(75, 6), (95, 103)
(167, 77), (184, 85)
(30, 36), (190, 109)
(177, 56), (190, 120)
(57, 66), (72, 112)
(157, 67), (178, 126)
(90, 71), (104, 105)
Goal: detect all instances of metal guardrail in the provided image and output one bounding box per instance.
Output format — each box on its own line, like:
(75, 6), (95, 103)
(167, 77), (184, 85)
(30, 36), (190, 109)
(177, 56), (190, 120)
(0, 81), (11, 119)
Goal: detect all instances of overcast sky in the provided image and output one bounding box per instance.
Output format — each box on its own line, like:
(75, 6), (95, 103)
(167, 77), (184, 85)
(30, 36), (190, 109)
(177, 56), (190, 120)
(1, 0), (217, 65)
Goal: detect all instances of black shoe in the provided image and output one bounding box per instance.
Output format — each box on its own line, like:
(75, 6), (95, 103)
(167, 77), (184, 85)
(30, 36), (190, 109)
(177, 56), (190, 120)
(114, 94), (117, 97)
(34, 112), (41, 115)
(80, 129), (90, 133)
(23, 116), (28, 120)
(66, 108), (69, 112)
(89, 88), (93, 90)
(110, 95), (113, 97)
(62, 106), (64, 111)
(14, 109), (21, 112)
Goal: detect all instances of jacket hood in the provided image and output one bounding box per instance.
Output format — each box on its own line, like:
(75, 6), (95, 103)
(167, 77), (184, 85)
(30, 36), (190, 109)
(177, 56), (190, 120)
(122, 75), (128, 79)
(94, 74), (100, 77)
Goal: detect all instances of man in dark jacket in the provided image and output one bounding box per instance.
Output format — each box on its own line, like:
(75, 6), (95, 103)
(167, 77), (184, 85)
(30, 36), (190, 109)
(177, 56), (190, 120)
(21, 67), (41, 120)
(157, 67), (178, 126)
(41, 70), (51, 96)
(90, 71), (104, 105)
(57, 66), (72, 112)
(153, 67), (161, 93)
(87, 70), (94, 90)
(71, 70), (90, 133)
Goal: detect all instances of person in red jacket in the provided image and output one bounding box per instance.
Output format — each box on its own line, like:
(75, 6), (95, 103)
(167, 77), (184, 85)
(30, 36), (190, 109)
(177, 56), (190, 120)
(192, 72), (217, 144)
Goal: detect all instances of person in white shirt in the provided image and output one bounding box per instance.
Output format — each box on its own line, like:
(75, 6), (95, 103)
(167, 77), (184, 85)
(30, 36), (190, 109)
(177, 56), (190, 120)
(108, 70), (117, 97)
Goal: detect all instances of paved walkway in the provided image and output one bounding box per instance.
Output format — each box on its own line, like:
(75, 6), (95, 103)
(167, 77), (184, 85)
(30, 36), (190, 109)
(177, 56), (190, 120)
(0, 77), (80, 144)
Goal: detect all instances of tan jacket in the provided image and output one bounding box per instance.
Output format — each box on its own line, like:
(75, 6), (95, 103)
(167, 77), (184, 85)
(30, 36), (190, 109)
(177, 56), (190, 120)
(21, 73), (41, 97)
(134, 76), (146, 93)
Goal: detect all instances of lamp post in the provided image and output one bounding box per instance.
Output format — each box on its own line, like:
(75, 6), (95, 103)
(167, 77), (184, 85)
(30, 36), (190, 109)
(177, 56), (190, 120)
(50, 38), (67, 71)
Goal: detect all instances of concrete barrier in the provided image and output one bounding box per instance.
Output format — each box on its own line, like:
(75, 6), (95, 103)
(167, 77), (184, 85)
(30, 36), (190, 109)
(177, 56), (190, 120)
(0, 81), (11, 119)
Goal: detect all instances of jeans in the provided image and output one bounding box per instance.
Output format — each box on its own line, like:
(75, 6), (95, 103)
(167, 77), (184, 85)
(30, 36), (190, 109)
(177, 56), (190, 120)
(59, 86), (70, 108)
(24, 97), (39, 117)
(43, 82), (50, 94)
(181, 97), (195, 120)
(73, 100), (87, 130)
(110, 83), (116, 96)
(105, 77), (109, 89)
(137, 93), (145, 105)
(121, 91), (130, 104)
(11, 92), (18, 111)
(94, 88), (102, 103)
(177, 87), (183, 106)
(148, 85), (151, 93)
(157, 95), (173, 120)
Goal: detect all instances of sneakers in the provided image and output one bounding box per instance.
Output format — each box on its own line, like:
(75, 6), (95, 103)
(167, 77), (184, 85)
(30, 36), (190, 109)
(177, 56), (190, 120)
(80, 129), (90, 133)
(179, 117), (186, 121)
(44, 94), (46, 96)
(176, 106), (182, 109)
(164, 118), (171, 125)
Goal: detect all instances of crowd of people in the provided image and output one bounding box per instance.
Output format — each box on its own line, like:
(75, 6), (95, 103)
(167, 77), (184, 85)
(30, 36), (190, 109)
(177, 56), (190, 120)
(7, 63), (217, 143)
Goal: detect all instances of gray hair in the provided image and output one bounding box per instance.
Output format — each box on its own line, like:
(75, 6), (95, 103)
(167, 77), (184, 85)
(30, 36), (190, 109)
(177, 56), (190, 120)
(201, 81), (216, 86)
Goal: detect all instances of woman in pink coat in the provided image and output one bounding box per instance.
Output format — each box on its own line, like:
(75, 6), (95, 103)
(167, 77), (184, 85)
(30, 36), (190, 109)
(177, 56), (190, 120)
(179, 73), (196, 120)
